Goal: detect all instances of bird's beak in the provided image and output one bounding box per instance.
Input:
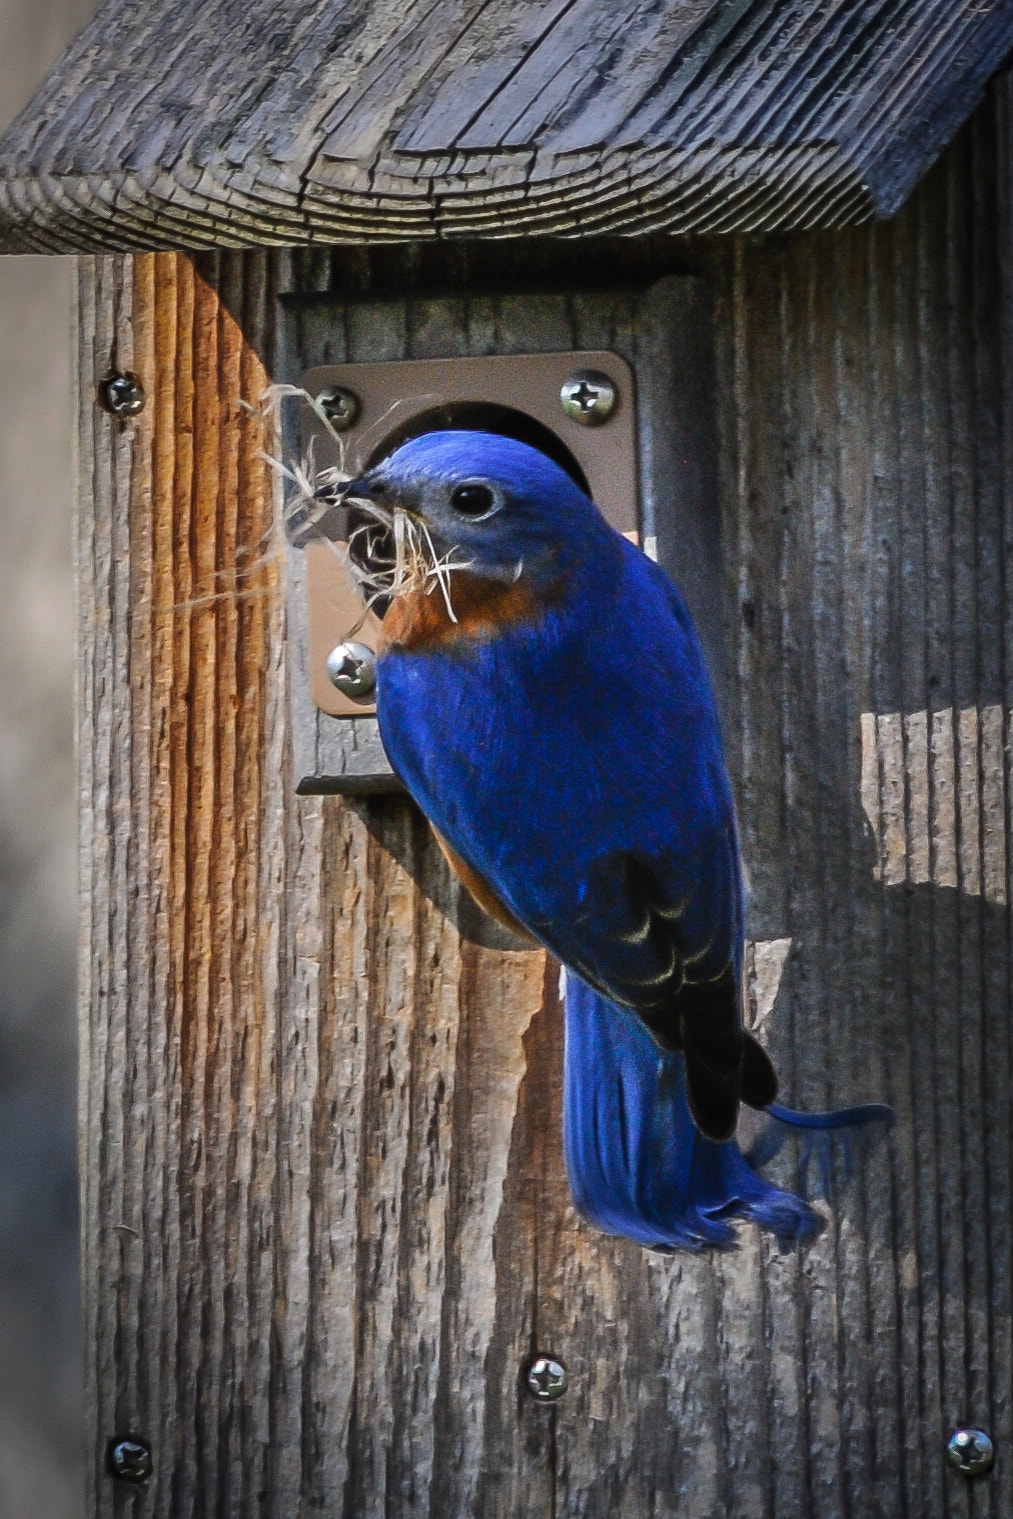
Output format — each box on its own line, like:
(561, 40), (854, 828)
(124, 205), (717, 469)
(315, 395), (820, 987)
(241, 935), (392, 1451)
(341, 473), (395, 521)
(340, 475), (372, 500)
(342, 473), (424, 525)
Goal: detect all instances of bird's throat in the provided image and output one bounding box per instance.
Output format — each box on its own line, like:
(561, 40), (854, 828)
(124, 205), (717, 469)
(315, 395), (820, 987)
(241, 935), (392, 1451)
(378, 570), (550, 652)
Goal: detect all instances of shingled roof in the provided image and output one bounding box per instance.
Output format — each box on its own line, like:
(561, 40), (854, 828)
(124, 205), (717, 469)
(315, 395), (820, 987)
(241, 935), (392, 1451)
(1, 0), (1011, 251)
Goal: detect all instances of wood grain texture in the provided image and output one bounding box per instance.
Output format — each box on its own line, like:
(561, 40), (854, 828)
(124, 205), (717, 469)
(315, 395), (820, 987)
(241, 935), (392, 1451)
(78, 248), (562, 1518)
(80, 77), (1013, 1518)
(9, 0), (1013, 251)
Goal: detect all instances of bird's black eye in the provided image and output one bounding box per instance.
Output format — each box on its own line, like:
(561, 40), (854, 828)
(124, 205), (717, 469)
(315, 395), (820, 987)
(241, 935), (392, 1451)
(449, 481), (496, 517)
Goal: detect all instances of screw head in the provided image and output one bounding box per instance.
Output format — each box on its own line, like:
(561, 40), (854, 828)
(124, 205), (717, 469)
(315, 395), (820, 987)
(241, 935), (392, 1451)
(946, 1427), (995, 1477)
(316, 385), (360, 432)
(100, 372), (145, 418)
(325, 641), (377, 699)
(559, 369), (618, 426)
(524, 1354), (568, 1403)
(107, 1436), (153, 1483)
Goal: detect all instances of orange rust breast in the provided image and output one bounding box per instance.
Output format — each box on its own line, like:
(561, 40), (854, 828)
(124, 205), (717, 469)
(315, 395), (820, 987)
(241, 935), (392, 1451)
(430, 826), (537, 944)
(378, 571), (546, 653)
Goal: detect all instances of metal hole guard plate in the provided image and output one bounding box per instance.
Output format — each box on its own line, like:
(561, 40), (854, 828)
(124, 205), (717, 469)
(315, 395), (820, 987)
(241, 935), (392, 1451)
(299, 352), (638, 726)
(283, 277), (717, 796)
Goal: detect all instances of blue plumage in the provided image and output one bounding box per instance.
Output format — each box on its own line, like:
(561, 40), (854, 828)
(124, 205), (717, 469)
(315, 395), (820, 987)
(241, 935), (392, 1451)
(563, 974), (821, 1250)
(344, 430), (890, 1251)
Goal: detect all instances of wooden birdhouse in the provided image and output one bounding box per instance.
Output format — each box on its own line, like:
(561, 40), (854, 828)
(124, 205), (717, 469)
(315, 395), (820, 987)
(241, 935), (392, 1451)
(2, 2), (1013, 1514)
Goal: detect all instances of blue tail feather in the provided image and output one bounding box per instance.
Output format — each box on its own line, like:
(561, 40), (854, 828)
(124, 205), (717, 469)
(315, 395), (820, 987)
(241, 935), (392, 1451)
(746, 1101), (894, 1200)
(563, 975), (892, 1252)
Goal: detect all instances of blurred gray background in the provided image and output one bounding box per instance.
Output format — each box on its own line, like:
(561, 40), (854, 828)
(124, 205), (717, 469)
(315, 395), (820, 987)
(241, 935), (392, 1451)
(0, 1), (99, 1514)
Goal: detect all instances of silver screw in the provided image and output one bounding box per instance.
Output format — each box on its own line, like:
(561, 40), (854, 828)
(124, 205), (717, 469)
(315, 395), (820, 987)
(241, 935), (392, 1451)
(316, 385), (360, 432)
(946, 1427), (995, 1477)
(326, 641), (376, 699)
(560, 370), (618, 426)
(524, 1354), (568, 1403)
(101, 372), (145, 417)
(107, 1437), (153, 1483)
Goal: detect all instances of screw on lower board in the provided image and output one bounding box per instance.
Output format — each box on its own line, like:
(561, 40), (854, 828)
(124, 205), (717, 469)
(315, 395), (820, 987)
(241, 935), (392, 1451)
(107, 1436), (153, 1483)
(946, 1427), (995, 1477)
(524, 1354), (568, 1403)
(100, 372), (145, 417)
(559, 370), (617, 426)
(326, 641), (377, 699)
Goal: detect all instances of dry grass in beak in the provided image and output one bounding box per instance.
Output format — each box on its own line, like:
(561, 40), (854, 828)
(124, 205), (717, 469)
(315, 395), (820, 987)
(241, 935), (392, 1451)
(256, 385), (472, 630)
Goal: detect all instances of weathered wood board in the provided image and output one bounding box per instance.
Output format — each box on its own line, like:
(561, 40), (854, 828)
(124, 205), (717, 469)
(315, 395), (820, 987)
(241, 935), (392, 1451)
(78, 77), (1013, 1518)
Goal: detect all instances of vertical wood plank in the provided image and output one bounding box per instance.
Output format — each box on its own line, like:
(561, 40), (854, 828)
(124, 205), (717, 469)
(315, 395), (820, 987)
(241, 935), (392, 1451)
(79, 250), (558, 1519)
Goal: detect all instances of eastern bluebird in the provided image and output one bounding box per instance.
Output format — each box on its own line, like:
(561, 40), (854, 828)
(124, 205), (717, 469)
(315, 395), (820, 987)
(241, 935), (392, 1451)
(342, 431), (890, 1250)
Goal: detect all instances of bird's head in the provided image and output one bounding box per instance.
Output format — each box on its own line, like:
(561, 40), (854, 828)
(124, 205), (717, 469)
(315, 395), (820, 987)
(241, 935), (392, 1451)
(342, 430), (607, 587)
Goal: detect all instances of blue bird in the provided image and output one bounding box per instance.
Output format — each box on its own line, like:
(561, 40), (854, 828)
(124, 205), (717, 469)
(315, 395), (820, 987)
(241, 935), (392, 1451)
(343, 431), (890, 1250)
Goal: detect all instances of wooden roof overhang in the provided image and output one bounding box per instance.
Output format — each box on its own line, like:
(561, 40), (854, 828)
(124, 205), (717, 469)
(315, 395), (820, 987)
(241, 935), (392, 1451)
(1, 0), (1012, 252)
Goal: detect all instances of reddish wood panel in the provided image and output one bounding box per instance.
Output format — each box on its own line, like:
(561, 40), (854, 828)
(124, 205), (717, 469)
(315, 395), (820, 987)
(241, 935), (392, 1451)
(78, 250), (567, 1519)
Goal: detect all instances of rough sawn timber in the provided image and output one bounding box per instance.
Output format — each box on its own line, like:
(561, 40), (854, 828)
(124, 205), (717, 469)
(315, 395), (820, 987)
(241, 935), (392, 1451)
(78, 249), (570, 1519)
(80, 77), (1013, 1519)
(7, 0), (1013, 251)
